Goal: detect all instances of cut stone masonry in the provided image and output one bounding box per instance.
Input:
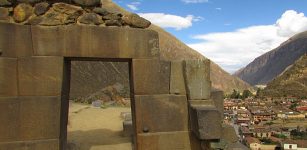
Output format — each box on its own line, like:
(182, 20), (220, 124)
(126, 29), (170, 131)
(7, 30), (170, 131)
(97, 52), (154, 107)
(0, 0), (237, 149)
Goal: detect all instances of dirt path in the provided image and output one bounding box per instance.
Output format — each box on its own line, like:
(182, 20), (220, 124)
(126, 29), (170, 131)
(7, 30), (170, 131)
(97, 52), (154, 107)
(67, 102), (132, 150)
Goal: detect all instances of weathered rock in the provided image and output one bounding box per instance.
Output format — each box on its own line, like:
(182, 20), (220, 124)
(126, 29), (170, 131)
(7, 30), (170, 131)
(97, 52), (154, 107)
(13, 3), (33, 23)
(170, 61), (186, 95)
(17, 0), (42, 4)
(0, 58), (18, 97)
(0, 7), (10, 21)
(102, 13), (121, 20)
(52, 3), (82, 15)
(39, 10), (63, 26)
(105, 19), (121, 26)
(0, 0), (11, 6)
(122, 13), (151, 28)
(135, 95), (188, 133)
(93, 7), (110, 16)
(184, 59), (211, 100)
(72, 0), (100, 7)
(34, 2), (49, 16)
(39, 3), (83, 26)
(78, 12), (102, 25)
(27, 15), (43, 25)
(190, 105), (222, 140)
(123, 120), (133, 137)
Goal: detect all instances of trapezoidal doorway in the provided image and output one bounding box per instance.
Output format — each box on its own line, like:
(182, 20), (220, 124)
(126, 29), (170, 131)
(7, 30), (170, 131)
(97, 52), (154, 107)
(60, 57), (136, 150)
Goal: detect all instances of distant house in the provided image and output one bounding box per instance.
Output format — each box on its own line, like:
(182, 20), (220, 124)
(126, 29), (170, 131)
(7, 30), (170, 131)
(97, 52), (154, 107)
(244, 136), (277, 150)
(285, 112), (305, 120)
(282, 139), (307, 150)
(245, 136), (261, 150)
(252, 127), (272, 138)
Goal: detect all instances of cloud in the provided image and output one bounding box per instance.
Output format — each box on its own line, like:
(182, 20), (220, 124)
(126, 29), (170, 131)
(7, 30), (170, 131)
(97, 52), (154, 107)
(139, 13), (202, 30)
(215, 7), (222, 10)
(187, 10), (307, 73)
(182, 0), (208, 3)
(126, 2), (141, 11)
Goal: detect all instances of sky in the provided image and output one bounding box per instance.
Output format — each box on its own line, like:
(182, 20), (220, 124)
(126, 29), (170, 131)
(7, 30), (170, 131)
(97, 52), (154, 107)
(113, 0), (307, 73)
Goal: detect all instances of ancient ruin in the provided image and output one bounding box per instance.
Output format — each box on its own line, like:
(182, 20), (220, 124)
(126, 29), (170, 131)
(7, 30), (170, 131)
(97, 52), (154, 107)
(0, 0), (237, 149)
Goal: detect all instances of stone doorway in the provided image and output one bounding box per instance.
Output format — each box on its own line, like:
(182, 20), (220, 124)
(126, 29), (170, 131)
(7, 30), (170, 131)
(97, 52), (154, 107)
(60, 58), (136, 150)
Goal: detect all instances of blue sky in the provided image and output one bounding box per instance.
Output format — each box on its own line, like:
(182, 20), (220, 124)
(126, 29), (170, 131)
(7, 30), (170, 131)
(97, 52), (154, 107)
(113, 0), (307, 73)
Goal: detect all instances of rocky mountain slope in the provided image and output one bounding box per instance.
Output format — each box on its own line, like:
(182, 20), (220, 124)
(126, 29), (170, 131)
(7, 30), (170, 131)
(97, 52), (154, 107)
(70, 0), (251, 98)
(263, 54), (307, 97)
(234, 31), (307, 85)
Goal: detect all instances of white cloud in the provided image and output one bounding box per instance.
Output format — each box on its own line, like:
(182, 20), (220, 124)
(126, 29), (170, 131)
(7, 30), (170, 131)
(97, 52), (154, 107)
(182, 0), (208, 3)
(139, 13), (202, 30)
(215, 7), (222, 10)
(187, 10), (307, 73)
(126, 1), (141, 11)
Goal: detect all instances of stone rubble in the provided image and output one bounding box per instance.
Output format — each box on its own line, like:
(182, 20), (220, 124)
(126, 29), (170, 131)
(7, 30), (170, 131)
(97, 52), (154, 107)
(0, 0), (151, 28)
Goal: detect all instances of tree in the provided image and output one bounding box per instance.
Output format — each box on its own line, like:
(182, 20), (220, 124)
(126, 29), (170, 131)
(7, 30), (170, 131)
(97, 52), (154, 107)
(230, 89), (241, 99)
(242, 90), (253, 99)
(256, 88), (262, 98)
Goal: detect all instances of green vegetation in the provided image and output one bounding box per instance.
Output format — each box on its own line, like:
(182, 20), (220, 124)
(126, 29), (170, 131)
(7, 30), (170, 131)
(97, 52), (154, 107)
(227, 89), (254, 99)
(291, 129), (307, 140)
(260, 138), (279, 145)
(274, 134), (287, 139)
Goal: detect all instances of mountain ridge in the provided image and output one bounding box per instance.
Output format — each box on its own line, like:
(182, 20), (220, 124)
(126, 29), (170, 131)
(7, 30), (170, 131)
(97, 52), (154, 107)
(234, 31), (307, 85)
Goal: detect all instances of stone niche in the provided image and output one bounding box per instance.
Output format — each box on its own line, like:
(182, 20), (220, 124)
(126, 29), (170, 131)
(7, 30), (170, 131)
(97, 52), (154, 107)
(0, 1), (227, 150)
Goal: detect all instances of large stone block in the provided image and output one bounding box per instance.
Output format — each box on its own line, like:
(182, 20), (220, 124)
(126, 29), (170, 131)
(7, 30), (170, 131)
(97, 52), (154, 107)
(0, 58), (17, 97)
(189, 100), (214, 107)
(19, 96), (61, 140)
(0, 97), (19, 142)
(18, 56), (64, 96)
(133, 59), (170, 95)
(0, 139), (59, 150)
(137, 131), (191, 150)
(190, 105), (222, 140)
(0, 22), (33, 57)
(31, 25), (160, 58)
(184, 59), (211, 100)
(211, 90), (224, 118)
(135, 95), (188, 133)
(170, 60), (186, 95)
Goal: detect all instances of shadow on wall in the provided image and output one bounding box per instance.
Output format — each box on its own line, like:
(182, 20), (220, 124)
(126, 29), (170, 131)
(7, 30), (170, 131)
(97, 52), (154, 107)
(67, 129), (132, 150)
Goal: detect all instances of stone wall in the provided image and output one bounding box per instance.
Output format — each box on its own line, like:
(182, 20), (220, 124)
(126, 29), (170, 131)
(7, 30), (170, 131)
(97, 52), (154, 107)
(0, 1), (229, 149)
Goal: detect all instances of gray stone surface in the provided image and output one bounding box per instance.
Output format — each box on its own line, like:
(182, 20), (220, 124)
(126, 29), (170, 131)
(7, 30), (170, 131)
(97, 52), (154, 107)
(0, 22), (33, 57)
(0, 7), (10, 21)
(17, 0), (42, 4)
(19, 96), (61, 140)
(34, 2), (49, 16)
(211, 90), (224, 118)
(135, 95), (188, 133)
(0, 58), (17, 97)
(190, 105), (222, 140)
(137, 131), (191, 150)
(18, 57), (63, 96)
(0, 97), (19, 142)
(133, 59), (170, 95)
(31, 25), (160, 58)
(123, 120), (133, 137)
(0, 139), (59, 150)
(72, 0), (100, 7)
(170, 60), (186, 95)
(184, 59), (211, 100)
(0, 0), (11, 6)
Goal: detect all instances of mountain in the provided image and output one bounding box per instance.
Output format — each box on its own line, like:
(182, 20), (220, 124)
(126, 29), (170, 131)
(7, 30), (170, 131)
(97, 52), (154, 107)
(262, 54), (307, 98)
(234, 31), (307, 86)
(69, 0), (251, 99)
